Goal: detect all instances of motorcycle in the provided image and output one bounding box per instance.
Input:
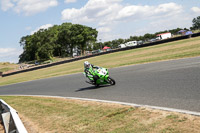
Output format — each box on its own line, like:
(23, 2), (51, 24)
(83, 67), (115, 87)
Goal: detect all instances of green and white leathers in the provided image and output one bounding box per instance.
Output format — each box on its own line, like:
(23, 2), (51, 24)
(83, 63), (115, 87)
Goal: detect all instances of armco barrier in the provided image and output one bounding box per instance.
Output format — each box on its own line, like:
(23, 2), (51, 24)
(0, 99), (28, 133)
(2, 32), (200, 77)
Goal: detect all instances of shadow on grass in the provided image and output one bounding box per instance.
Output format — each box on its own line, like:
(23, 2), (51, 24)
(75, 85), (110, 92)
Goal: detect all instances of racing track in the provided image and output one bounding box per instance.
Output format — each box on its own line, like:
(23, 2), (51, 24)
(0, 56), (200, 113)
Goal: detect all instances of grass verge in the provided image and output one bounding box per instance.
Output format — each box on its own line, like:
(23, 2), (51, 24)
(0, 62), (18, 73)
(1, 36), (200, 86)
(0, 96), (199, 133)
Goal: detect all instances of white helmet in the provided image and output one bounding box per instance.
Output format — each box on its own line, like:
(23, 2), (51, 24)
(84, 61), (91, 69)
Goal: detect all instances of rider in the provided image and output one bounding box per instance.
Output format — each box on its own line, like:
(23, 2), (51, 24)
(84, 61), (99, 84)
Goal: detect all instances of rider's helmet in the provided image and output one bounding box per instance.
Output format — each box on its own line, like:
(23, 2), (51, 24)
(84, 61), (91, 69)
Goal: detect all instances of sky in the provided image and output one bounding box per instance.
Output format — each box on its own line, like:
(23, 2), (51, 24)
(0, 0), (200, 63)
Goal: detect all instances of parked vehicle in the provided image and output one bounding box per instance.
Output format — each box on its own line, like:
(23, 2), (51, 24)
(125, 41), (138, 47)
(118, 44), (126, 48)
(119, 41), (138, 48)
(156, 32), (172, 40)
(92, 49), (102, 54)
(137, 40), (144, 45)
(85, 51), (92, 56)
(149, 38), (158, 42)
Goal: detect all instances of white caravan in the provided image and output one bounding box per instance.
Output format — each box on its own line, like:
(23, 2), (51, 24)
(119, 41), (138, 48)
(118, 44), (126, 48)
(125, 41), (138, 47)
(156, 32), (172, 40)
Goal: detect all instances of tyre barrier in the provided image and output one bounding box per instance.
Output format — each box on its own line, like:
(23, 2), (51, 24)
(2, 32), (200, 77)
(0, 99), (28, 133)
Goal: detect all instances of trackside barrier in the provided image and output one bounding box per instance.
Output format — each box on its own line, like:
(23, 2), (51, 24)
(0, 99), (28, 133)
(2, 32), (200, 77)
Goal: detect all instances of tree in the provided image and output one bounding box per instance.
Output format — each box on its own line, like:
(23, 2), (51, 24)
(191, 16), (200, 30)
(93, 42), (103, 50)
(111, 40), (120, 48)
(74, 25), (98, 55)
(19, 23), (98, 62)
(57, 23), (73, 57)
(169, 28), (182, 35)
(143, 33), (155, 41)
(48, 25), (60, 57)
(103, 41), (112, 48)
(19, 35), (36, 62)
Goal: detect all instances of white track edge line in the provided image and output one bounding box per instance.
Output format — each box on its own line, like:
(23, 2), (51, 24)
(1, 95), (200, 116)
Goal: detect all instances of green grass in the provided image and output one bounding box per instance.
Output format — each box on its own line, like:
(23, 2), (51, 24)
(0, 62), (18, 72)
(1, 36), (200, 86)
(0, 96), (200, 133)
(0, 67), (13, 72)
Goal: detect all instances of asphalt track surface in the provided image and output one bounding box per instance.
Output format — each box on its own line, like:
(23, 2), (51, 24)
(0, 57), (200, 113)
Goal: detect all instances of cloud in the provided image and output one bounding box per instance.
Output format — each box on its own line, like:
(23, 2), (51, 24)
(0, 48), (15, 55)
(64, 0), (77, 3)
(61, 1), (184, 41)
(0, 0), (14, 11)
(31, 24), (53, 34)
(0, 48), (22, 63)
(61, 1), (182, 24)
(97, 27), (111, 33)
(1, 0), (58, 16)
(191, 7), (200, 13)
(61, 0), (123, 24)
(116, 3), (182, 21)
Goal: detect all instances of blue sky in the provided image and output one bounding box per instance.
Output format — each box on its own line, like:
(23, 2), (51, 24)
(0, 0), (200, 63)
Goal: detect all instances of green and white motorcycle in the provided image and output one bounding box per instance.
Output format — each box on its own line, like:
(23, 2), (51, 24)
(83, 66), (115, 87)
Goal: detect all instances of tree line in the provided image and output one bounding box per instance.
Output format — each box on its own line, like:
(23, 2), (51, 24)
(19, 23), (98, 63)
(19, 16), (200, 63)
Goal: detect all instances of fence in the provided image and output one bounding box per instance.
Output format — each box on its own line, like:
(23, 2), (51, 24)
(0, 99), (28, 133)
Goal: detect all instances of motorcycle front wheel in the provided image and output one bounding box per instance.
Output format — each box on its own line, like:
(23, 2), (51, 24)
(107, 77), (116, 85)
